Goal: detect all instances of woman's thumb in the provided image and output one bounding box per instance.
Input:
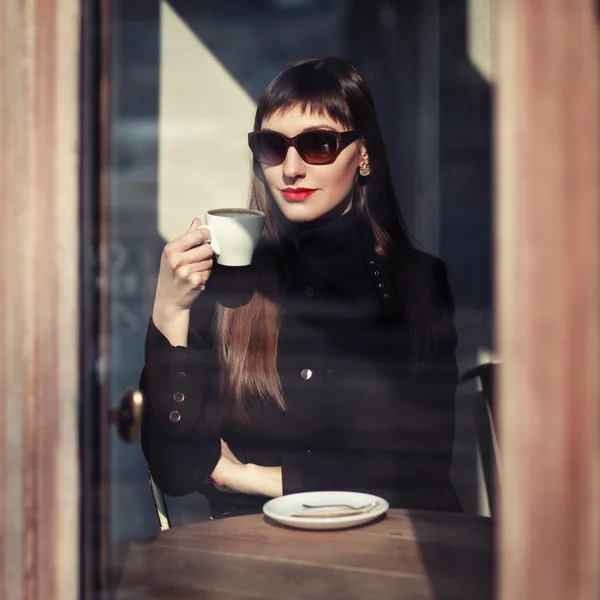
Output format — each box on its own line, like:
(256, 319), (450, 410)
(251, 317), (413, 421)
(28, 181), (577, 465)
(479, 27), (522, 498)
(188, 217), (200, 232)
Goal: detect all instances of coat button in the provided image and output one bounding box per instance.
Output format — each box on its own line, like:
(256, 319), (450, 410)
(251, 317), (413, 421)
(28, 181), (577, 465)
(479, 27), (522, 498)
(378, 283), (385, 289)
(303, 286), (314, 298)
(176, 371), (186, 379)
(173, 392), (185, 403)
(169, 410), (181, 422)
(369, 260), (375, 266)
(301, 368), (313, 380)
(374, 270), (380, 276)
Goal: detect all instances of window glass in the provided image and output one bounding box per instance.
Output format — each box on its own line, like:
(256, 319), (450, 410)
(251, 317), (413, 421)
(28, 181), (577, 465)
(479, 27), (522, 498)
(105, 0), (493, 594)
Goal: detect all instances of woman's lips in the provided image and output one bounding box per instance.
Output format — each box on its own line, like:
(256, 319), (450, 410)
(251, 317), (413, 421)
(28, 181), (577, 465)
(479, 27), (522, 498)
(281, 188), (317, 202)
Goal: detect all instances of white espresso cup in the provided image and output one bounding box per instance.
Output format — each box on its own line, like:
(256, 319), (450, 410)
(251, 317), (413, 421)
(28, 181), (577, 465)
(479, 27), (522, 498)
(202, 208), (265, 267)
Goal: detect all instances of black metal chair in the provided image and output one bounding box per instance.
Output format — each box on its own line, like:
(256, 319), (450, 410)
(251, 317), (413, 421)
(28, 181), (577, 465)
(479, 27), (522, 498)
(460, 362), (502, 516)
(149, 471), (171, 530)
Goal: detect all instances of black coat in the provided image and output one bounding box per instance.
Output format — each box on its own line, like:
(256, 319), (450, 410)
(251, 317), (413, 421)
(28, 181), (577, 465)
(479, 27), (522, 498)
(141, 212), (461, 518)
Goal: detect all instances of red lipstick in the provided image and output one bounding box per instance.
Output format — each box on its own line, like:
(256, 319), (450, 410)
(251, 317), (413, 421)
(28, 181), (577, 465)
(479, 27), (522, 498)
(281, 187), (317, 201)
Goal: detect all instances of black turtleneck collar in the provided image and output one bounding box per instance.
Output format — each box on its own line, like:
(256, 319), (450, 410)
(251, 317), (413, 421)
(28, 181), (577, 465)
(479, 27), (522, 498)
(280, 205), (384, 315)
(283, 203), (361, 246)
(281, 206), (366, 277)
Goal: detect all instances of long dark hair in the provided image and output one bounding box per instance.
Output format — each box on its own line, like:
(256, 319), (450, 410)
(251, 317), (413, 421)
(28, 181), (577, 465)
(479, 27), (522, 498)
(215, 57), (441, 421)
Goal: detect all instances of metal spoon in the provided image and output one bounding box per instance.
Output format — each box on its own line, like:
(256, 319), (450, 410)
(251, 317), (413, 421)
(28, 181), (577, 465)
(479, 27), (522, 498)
(301, 501), (378, 511)
(292, 501), (379, 518)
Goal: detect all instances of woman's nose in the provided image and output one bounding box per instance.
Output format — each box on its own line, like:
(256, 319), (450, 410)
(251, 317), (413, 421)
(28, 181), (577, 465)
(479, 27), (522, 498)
(282, 147), (306, 179)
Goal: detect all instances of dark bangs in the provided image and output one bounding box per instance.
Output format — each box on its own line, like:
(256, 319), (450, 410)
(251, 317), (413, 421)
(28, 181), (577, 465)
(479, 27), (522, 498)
(253, 59), (356, 130)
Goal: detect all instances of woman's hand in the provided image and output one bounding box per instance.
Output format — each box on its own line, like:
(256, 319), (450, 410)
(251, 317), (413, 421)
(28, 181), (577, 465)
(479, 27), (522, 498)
(210, 440), (246, 493)
(152, 217), (214, 346)
(210, 440), (283, 498)
(219, 439), (243, 465)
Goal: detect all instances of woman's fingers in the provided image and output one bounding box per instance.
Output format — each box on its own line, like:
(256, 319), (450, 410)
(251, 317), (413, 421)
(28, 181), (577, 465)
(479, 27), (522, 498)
(168, 224), (212, 254)
(174, 257), (213, 277)
(212, 483), (235, 493)
(172, 245), (214, 271)
(186, 271), (205, 290)
(172, 262), (213, 291)
(154, 219), (216, 315)
(163, 234), (214, 276)
(163, 227), (214, 262)
(221, 439), (243, 464)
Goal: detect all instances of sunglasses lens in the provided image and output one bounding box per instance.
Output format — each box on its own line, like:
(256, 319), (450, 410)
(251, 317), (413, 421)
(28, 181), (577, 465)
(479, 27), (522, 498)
(297, 131), (338, 164)
(251, 132), (286, 165)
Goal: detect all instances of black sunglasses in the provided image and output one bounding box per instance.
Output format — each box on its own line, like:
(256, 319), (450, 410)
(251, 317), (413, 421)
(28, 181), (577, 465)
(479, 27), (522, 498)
(248, 129), (360, 166)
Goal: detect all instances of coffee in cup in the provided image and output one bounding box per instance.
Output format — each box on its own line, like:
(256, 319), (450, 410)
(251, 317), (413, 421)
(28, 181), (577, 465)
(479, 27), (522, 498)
(202, 208), (265, 267)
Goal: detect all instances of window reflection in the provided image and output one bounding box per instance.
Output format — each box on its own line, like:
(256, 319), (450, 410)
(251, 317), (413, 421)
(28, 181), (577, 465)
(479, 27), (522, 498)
(107, 0), (492, 543)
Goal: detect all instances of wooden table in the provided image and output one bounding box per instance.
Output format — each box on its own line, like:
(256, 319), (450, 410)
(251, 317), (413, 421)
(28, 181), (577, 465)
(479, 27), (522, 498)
(115, 509), (494, 600)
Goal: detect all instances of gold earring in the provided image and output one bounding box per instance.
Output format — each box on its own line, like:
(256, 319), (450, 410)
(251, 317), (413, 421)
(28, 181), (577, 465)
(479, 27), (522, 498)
(359, 162), (371, 177)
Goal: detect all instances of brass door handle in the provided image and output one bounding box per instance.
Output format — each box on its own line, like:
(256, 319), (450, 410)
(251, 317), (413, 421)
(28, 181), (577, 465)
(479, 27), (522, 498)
(109, 388), (144, 443)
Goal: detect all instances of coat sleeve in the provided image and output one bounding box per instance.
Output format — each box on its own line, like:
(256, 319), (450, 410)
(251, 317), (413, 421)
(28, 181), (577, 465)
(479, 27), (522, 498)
(279, 258), (459, 509)
(140, 301), (222, 497)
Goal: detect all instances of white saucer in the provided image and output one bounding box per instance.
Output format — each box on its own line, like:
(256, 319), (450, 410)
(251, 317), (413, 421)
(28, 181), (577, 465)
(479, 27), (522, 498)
(263, 491), (389, 531)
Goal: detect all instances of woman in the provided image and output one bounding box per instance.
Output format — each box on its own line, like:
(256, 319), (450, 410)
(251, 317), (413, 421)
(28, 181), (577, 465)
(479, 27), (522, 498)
(141, 57), (461, 518)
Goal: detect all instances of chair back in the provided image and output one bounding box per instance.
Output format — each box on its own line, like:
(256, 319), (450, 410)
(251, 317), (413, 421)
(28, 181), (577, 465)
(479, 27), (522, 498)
(460, 362), (502, 516)
(149, 471), (171, 530)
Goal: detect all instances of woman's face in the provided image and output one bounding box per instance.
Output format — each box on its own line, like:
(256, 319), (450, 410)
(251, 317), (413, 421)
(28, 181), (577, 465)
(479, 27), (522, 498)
(259, 105), (367, 223)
